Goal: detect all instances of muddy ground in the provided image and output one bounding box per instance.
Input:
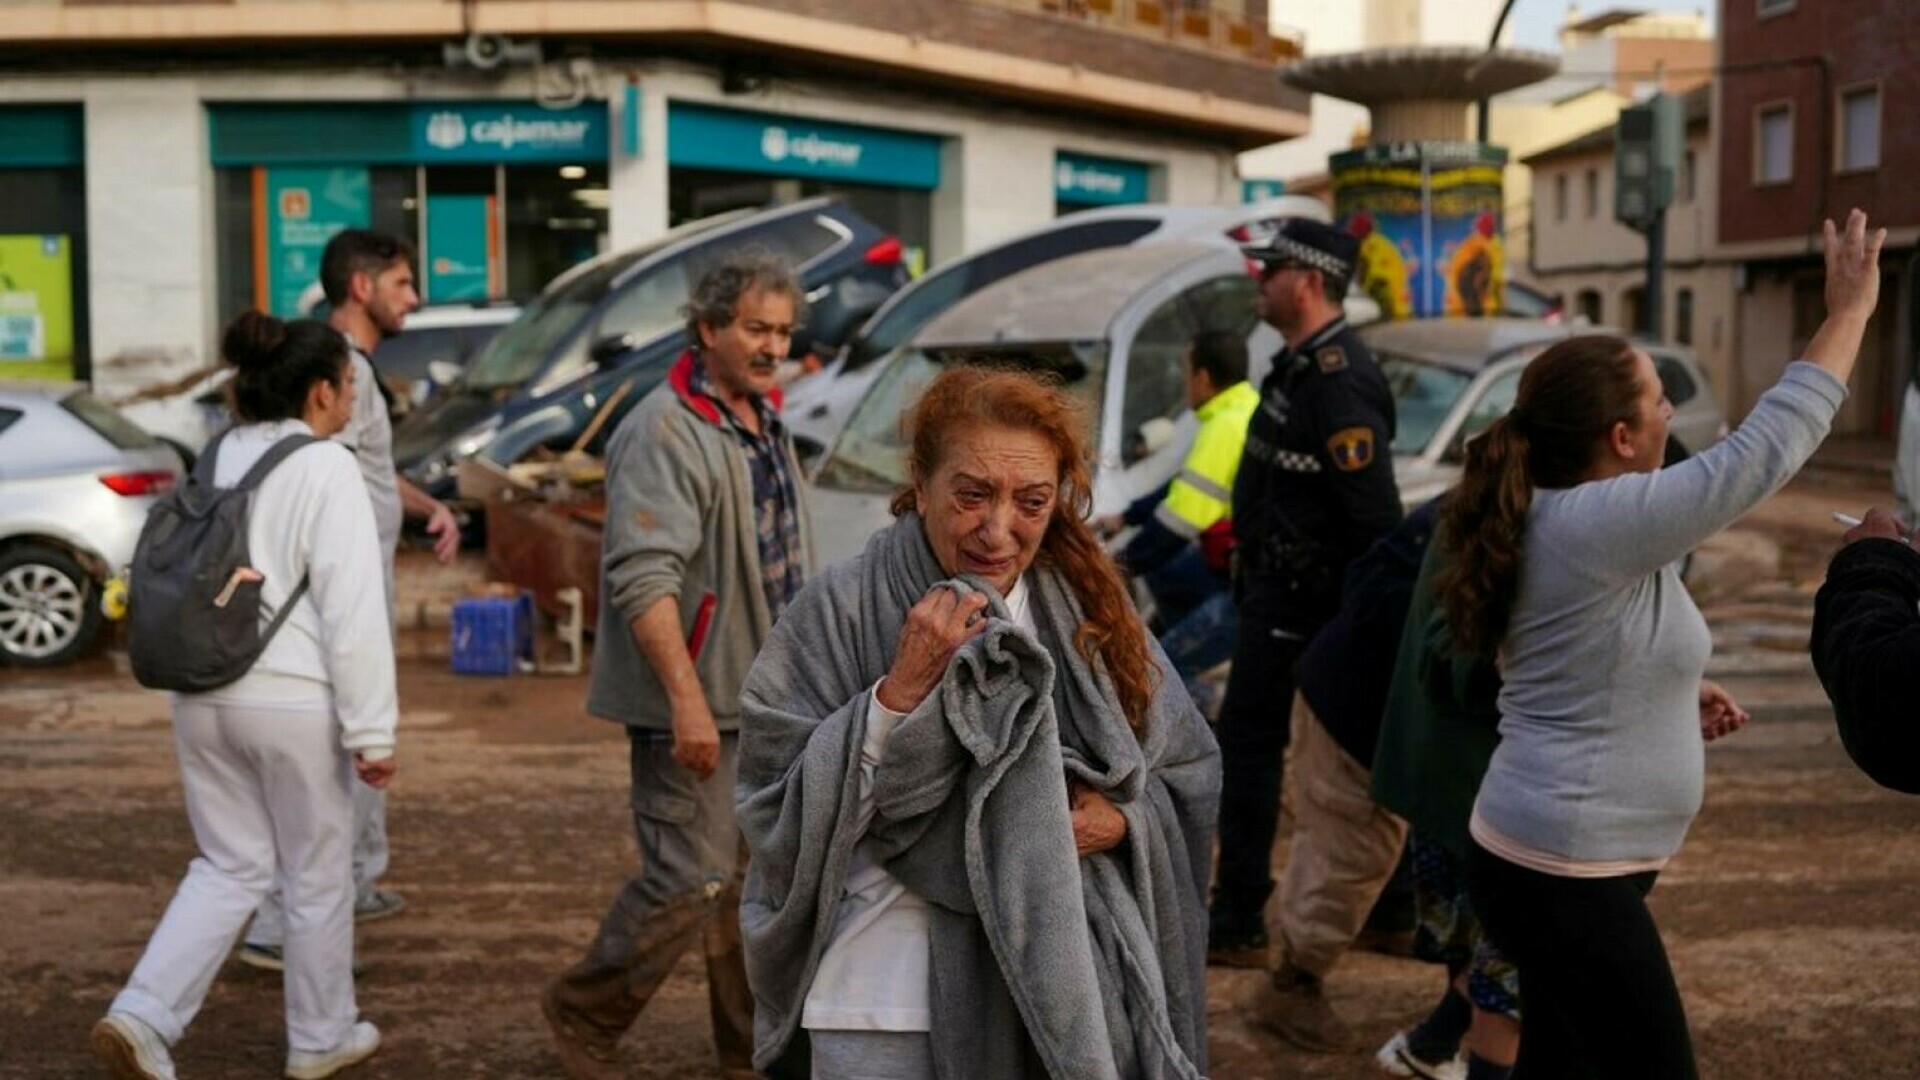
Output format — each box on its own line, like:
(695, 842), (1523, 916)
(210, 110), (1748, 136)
(3, 473), (1917, 1079)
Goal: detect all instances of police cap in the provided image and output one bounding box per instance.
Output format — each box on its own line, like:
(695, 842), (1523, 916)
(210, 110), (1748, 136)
(1240, 218), (1359, 284)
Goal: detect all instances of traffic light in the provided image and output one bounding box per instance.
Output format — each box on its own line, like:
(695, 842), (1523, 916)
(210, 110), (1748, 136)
(1615, 92), (1684, 233)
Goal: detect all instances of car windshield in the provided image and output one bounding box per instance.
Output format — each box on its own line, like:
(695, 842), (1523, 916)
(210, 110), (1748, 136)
(62, 390), (159, 450)
(815, 341), (1110, 492)
(1379, 353), (1475, 456)
(460, 252), (646, 390)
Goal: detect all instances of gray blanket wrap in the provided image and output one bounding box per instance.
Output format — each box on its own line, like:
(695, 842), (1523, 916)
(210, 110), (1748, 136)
(736, 514), (1220, 1079)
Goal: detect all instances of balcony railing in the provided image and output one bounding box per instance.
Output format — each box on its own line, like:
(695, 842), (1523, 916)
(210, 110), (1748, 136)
(982, 0), (1303, 64)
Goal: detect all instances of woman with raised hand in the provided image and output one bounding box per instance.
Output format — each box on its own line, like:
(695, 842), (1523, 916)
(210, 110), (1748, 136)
(1437, 209), (1884, 1080)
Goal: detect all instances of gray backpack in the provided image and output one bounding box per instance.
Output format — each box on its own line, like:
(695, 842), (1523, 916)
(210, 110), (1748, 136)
(127, 431), (319, 692)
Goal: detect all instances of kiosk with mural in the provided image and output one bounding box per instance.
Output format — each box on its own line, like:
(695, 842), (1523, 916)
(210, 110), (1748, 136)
(1331, 142), (1507, 321)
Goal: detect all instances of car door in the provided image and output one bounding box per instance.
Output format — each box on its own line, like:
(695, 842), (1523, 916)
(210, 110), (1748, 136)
(1101, 269), (1260, 514)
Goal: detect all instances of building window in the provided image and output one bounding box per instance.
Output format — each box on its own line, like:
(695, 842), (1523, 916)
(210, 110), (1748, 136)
(1622, 285), (1647, 336)
(1756, 103), (1793, 185)
(1576, 288), (1602, 324)
(1675, 288), (1694, 345)
(1838, 85), (1881, 172)
(1681, 149), (1697, 203)
(1757, 0), (1795, 16)
(1555, 173), (1569, 222)
(1584, 168), (1598, 218)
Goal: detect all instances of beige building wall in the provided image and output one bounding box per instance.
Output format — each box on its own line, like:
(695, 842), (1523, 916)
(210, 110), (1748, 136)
(1488, 87), (1628, 283)
(1527, 122), (1742, 413)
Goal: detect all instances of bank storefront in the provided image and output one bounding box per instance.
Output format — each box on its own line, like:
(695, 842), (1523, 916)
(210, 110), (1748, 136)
(666, 102), (941, 274)
(208, 101), (610, 320)
(1053, 151), (1152, 216)
(0, 106), (88, 381)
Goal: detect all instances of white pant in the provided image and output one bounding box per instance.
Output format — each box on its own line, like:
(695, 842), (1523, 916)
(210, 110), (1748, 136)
(248, 780), (387, 947)
(111, 698), (358, 1053)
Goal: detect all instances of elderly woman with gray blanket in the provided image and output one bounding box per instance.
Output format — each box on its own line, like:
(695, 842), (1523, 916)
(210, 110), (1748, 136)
(736, 367), (1222, 1079)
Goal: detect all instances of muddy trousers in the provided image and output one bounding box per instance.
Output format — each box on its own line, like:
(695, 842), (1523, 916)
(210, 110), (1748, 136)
(1467, 843), (1697, 1080)
(1275, 694), (1408, 977)
(552, 729), (754, 1071)
(112, 699), (358, 1053)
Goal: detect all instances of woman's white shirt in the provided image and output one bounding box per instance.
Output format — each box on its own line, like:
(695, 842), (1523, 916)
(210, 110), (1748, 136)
(801, 577), (1034, 1033)
(188, 419), (399, 756)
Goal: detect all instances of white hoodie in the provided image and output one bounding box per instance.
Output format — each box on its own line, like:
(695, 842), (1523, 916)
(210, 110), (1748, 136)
(189, 419), (398, 757)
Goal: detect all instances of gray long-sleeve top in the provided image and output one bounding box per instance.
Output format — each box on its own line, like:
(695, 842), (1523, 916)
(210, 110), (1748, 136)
(1472, 362), (1846, 865)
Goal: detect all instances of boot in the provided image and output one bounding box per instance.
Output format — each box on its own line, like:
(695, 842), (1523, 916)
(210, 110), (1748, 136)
(1245, 960), (1357, 1052)
(541, 982), (625, 1080)
(1206, 904), (1270, 969)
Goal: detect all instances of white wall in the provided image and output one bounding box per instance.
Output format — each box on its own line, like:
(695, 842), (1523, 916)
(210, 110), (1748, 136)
(83, 79), (217, 400)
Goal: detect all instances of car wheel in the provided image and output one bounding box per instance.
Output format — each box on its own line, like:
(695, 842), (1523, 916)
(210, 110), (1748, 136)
(0, 544), (104, 666)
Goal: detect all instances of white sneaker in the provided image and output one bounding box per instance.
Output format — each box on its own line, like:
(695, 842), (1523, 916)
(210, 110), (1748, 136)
(285, 1021), (382, 1080)
(1375, 1030), (1466, 1080)
(90, 1012), (177, 1080)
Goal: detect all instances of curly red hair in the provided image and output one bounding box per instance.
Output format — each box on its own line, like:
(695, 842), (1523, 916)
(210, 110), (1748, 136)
(889, 366), (1156, 735)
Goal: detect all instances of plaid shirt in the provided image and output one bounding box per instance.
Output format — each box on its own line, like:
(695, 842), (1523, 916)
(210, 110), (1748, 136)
(687, 362), (806, 617)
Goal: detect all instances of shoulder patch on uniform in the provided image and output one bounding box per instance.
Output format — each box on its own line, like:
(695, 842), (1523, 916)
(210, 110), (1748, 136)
(1327, 426), (1376, 472)
(1315, 345), (1348, 374)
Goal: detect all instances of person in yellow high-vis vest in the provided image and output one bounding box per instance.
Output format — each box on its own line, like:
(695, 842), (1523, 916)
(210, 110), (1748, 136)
(1096, 329), (1259, 716)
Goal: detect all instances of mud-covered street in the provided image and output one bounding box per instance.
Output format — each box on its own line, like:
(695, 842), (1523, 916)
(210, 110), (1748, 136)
(5, 473), (1917, 1080)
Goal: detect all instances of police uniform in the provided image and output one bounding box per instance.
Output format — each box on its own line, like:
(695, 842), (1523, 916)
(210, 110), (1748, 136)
(1209, 220), (1403, 955)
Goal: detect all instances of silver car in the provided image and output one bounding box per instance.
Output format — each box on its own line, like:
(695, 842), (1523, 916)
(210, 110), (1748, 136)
(0, 385), (183, 665)
(1371, 319), (1728, 510)
(808, 241), (1280, 569)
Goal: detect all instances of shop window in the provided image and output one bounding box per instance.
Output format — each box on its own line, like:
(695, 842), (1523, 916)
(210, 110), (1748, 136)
(1121, 293), (1199, 464)
(0, 166), (90, 380)
(1756, 104), (1793, 184)
(1675, 288), (1695, 346)
(1838, 85), (1881, 172)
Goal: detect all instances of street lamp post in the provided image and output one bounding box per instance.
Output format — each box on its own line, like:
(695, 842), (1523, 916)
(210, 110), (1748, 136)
(1476, 0), (1523, 143)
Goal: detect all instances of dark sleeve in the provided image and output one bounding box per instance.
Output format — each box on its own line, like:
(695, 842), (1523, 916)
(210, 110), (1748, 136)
(1811, 538), (1920, 795)
(1310, 379), (1403, 553)
(1122, 481), (1172, 529)
(1120, 515), (1189, 578)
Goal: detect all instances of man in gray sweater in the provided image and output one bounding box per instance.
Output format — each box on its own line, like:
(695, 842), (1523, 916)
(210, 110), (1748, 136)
(542, 254), (813, 1080)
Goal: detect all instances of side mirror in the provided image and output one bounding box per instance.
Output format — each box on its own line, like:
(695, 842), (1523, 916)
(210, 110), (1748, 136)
(590, 333), (639, 366)
(1137, 417), (1178, 458)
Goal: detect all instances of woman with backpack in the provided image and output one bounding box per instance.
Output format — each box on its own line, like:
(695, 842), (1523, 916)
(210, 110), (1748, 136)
(1434, 209), (1883, 1079)
(92, 313), (397, 1080)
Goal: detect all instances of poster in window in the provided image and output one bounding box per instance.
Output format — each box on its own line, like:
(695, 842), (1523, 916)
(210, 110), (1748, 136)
(0, 235), (75, 381)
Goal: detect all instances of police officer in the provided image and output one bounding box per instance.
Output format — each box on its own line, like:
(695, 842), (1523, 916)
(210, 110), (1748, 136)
(1208, 218), (1402, 971)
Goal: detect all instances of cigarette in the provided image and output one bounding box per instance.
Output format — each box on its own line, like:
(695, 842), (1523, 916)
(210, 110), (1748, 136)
(1832, 512), (1863, 528)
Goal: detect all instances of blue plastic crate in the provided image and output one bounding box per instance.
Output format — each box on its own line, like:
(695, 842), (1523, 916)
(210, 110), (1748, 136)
(451, 592), (535, 676)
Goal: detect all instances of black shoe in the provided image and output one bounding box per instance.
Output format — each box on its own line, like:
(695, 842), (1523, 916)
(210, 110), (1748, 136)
(1207, 907), (1269, 968)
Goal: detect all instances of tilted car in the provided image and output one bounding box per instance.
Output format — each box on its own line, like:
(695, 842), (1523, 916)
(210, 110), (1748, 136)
(395, 198), (909, 500)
